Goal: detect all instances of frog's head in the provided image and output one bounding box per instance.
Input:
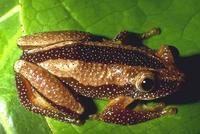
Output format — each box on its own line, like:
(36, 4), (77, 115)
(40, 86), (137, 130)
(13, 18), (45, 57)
(131, 46), (184, 100)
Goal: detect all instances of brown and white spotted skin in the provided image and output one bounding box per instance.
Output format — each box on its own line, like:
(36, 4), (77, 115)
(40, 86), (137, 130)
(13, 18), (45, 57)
(14, 28), (184, 125)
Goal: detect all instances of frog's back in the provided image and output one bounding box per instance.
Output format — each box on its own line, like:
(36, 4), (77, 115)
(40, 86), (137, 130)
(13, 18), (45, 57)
(20, 41), (178, 99)
(21, 41), (165, 69)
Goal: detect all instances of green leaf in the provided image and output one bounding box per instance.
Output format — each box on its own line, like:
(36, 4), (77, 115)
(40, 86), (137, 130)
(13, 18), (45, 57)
(0, 122), (6, 134)
(0, 3), (52, 134)
(1, 0), (200, 134)
(0, 0), (18, 17)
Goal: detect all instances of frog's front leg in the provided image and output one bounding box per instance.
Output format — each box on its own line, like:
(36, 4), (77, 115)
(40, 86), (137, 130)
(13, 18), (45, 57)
(114, 27), (161, 45)
(99, 96), (176, 125)
(14, 60), (84, 124)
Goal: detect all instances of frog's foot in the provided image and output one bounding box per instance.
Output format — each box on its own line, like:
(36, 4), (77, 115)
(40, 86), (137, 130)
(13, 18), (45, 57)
(98, 96), (176, 125)
(161, 107), (177, 115)
(139, 27), (161, 40)
(114, 27), (161, 45)
(14, 60), (84, 124)
(134, 102), (166, 111)
(134, 102), (177, 115)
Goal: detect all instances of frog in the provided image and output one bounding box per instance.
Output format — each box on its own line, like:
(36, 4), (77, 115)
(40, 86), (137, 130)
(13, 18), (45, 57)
(14, 28), (184, 125)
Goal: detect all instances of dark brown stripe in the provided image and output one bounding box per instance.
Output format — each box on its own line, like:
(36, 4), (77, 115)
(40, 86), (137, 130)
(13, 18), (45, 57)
(60, 77), (134, 99)
(158, 79), (181, 92)
(21, 44), (165, 69)
(61, 77), (181, 99)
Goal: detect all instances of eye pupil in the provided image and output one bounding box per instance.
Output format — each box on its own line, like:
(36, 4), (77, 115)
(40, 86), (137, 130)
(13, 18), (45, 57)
(141, 78), (154, 91)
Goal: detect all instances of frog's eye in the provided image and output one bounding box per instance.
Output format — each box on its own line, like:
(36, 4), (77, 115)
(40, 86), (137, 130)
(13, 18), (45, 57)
(135, 72), (155, 92)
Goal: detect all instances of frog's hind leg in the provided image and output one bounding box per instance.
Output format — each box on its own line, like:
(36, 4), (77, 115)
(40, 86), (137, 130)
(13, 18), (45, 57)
(114, 27), (161, 46)
(17, 31), (101, 51)
(98, 96), (176, 125)
(14, 60), (84, 124)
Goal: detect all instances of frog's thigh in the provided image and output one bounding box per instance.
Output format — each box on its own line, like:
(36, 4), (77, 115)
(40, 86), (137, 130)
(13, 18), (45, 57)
(114, 27), (161, 45)
(99, 96), (176, 125)
(17, 31), (98, 50)
(14, 60), (84, 124)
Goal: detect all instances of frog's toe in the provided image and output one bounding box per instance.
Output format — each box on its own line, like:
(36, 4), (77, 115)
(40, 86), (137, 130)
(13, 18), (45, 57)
(152, 102), (166, 110)
(134, 102), (166, 111)
(89, 113), (100, 120)
(162, 107), (177, 115)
